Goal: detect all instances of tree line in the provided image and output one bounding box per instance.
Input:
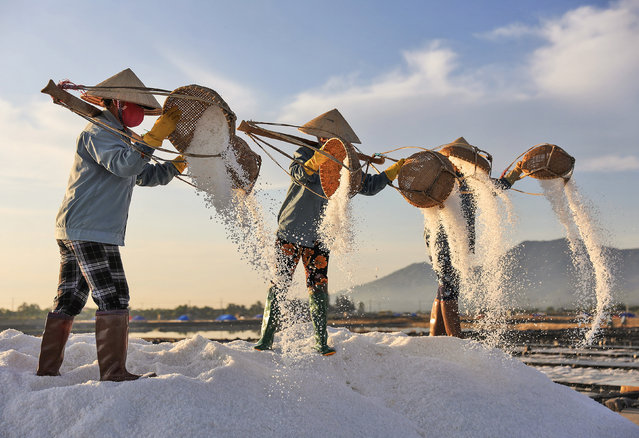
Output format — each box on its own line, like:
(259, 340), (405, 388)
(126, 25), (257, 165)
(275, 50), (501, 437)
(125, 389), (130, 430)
(0, 295), (360, 321)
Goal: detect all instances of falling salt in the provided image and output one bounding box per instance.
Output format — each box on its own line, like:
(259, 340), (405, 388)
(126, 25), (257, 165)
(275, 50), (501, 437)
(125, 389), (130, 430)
(450, 158), (519, 346)
(186, 106), (275, 281)
(422, 157), (519, 347)
(541, 178), (615, 345)
(318, 165), (356, 257)
(275, 156), (359, 357)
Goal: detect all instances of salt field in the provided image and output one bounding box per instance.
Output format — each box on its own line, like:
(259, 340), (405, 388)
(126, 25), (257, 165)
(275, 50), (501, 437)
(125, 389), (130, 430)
(1, 328), (637, 438)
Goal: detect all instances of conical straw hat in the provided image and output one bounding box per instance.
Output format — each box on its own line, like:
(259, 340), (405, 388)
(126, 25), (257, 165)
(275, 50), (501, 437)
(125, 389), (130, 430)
(443, 137), (472, 149)
(439, 136), (492, 174)
(298, 108), (361, 144)
(83, 68), (161, 111)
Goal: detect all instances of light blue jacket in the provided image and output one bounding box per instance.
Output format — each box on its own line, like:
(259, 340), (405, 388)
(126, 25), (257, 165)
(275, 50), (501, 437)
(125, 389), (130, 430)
(55, 110), (180, 246)
(277, 145), (391, 247)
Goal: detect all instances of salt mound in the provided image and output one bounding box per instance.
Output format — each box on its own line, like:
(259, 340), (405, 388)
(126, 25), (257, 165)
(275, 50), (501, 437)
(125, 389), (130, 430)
(1, 329), (636, 437)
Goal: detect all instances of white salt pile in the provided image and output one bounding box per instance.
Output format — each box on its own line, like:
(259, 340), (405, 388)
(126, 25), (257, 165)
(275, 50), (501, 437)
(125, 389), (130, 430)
(186, 106), (275, 279)
(1, 328), (636, 437)
(541, 178), (615, 345)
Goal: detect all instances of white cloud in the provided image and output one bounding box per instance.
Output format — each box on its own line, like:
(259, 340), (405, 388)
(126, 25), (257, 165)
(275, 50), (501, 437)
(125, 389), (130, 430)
(580, 154), (639, 172)
(0, 98), (81, 186)
(278, 41), (485, 125)
(529, 0), (639, 101)
(477, 22), (540, 40)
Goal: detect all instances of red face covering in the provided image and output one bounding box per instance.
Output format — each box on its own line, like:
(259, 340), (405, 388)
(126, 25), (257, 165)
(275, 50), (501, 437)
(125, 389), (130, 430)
(120, 102), (145, 127)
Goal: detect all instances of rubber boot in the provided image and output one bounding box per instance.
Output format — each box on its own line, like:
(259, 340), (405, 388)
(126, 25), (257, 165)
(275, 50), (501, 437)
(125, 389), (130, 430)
(36, 312), (74, 376)
(428, 299), (446, 336)
(95, 309), (156, 382)
(254, 286), (280, 351)
(309, 285), (335, 356)
(441, 299), (462, 338)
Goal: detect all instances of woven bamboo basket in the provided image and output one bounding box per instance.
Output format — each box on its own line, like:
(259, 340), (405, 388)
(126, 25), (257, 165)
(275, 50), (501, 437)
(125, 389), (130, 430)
(227, 135), (262, 193)
(163, 85), (236, 153)
(439, 143), (491, 174)
(318, 138), (363, 198)
(163, 85), (261, 191)
(397, 151), (457, 208)
(521, 144), (575, 180)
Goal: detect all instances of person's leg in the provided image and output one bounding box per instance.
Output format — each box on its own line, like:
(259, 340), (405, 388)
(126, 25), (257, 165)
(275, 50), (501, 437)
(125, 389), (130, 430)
(429, 296), (446, 336)
(440, 297), (462, 337)
(69, 241), (152, 380)
(255, 239), (300, 350)
(434, 230), (463, 338)
(37, 240), (85, 376)
(303, 243), (334, 355)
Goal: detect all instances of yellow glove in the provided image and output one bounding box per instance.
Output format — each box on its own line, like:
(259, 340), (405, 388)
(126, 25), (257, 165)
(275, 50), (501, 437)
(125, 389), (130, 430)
(501, 161), (524, 187)
(143, 107), (182, 147)
(304, 146), (331, 175)
(384, 158), (406, 181)
(171, 155), (188, 174)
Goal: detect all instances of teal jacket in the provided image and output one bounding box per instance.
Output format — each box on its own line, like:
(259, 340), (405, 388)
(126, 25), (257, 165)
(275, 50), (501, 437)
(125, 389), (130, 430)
(55, 110), (180, 246)
(277, 145), (391, 247)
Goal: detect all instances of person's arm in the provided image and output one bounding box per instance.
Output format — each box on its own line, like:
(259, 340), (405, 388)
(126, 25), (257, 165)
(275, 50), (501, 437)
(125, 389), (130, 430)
(82, 130), (153, 178)
(289, 147), (318, 184)
(494, 161), (524, 189)
(136, 156), (186, 187)
(359, 158), (405, 196)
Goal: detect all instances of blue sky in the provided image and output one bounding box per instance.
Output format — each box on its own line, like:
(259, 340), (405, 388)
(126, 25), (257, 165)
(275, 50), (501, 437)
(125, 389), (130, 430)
(1, 0), (637, 310)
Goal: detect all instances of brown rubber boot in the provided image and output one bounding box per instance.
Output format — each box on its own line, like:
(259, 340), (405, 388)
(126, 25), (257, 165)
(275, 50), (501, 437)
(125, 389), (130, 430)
(441, 299), (463, 338)
(95, 309), (156, 382)
(429, 299), (446, 336)
(37, 312), (74, 376)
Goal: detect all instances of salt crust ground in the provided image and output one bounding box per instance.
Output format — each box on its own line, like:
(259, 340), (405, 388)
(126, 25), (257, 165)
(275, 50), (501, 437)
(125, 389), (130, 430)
(1, 327), (637, 438)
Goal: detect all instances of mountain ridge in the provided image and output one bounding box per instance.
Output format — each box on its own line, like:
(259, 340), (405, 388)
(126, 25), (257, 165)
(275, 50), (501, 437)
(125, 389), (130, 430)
(338, 239), (639, 312)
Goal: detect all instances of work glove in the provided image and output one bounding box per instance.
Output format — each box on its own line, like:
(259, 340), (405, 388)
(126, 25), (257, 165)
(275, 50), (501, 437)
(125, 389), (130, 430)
(497, 161), (524, 189)
(304, 145), (331, 175)
(171, 155), (188, 174)
(143, 107), (182, 147)
(384, 158), (406, 181)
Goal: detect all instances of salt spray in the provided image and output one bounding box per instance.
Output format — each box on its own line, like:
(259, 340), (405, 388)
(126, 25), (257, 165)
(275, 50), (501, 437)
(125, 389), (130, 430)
(276, 160), (357, 363)
(451, 159), (519, 347)
(541, 178), (615, 345)
(187, 106), (275, 281)
(540, 180), (593, 312)
(422, 158), (519, 347)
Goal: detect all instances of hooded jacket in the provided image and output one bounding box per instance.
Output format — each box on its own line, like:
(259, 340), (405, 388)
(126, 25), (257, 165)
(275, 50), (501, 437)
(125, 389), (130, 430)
(55, 110), (179, 246)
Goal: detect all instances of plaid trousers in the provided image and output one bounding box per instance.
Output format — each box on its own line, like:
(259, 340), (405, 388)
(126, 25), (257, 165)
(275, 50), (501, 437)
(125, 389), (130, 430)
(53, 240), (130, 316)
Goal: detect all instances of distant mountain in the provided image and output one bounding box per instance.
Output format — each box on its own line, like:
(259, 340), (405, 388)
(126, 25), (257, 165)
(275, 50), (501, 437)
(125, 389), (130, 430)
(338, 239), (639, 312)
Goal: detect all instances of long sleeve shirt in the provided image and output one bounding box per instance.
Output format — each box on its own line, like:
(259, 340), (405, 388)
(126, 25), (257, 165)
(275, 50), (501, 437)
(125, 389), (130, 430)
(277, 145), (391, 247)
(55, 110), (179, 246)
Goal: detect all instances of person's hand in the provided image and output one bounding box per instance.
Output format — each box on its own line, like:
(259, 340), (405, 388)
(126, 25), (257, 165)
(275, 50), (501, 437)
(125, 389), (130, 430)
(384, 158), (406, 181)
(304, 145), (331, 175)
(143, 107), (182, 147)
(498, 161), (524, 189)
(171, 155), (187, 174)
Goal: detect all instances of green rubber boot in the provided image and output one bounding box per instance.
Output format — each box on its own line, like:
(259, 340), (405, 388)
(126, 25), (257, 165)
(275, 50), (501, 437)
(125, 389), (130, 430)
(254, 286), (281, 351)
(309, 285), (335, 356)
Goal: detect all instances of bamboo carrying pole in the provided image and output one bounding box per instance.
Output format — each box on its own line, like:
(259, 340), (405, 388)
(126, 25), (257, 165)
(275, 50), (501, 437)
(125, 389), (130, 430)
(237, 120), (389, 165)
